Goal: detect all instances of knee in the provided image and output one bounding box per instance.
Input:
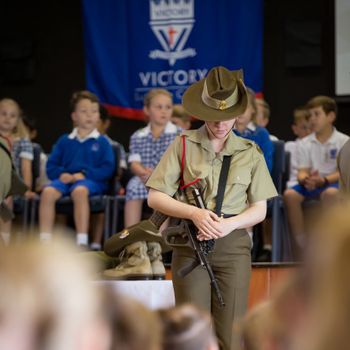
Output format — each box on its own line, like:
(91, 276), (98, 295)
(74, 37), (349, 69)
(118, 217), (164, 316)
(283, 189), (303, 204)
(320, 187), (339, 201)
(40, 187), (60, 203)
(71, 186), (89, 201)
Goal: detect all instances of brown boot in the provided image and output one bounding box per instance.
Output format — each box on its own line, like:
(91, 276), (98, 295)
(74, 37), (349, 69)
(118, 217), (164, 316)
(147, 242), (166, 280)
(103, 241), (153, 280)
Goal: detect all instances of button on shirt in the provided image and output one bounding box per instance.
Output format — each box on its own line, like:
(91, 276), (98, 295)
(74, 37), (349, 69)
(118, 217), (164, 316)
(146, 125), (277, 215)
(297, 128), (349, 177)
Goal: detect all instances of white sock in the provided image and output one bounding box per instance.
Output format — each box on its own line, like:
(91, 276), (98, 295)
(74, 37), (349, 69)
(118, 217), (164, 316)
(40, 232), (52, 243)
(1, 232), (10, 245)
(76, 233), (88, 246)
(90, 242), (101, 250)
(263, 244), (272, 251)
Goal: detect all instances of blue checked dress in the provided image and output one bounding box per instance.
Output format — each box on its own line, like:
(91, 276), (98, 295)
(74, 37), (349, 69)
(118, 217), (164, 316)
(126, 122), (182, 201)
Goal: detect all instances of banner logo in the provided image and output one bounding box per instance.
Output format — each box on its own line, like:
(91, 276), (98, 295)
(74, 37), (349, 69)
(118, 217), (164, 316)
(149, 0), (196, 66)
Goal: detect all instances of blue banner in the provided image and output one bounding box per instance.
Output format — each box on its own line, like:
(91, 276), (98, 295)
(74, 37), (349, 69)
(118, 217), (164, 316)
(82, 0), (263, 120)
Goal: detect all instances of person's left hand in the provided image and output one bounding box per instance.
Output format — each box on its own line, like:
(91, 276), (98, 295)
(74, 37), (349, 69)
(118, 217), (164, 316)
(197, 217), (235, 241)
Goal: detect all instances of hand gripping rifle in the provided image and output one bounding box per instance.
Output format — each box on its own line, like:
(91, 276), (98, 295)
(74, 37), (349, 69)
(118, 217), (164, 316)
(164, 187), (225, 308)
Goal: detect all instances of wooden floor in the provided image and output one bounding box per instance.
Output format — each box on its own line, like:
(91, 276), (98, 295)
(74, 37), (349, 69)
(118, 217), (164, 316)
(165, 262), (298, 309)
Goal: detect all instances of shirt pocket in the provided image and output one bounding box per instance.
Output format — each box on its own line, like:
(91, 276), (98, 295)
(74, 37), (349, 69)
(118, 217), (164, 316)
(225, 169), (251, 204)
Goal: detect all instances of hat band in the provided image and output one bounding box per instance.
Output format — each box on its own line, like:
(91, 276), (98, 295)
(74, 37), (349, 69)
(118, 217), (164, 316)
(201, 80), (239, 111)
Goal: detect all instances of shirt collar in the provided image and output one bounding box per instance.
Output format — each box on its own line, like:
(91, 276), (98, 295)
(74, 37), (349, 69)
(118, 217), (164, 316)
(183, 125), (251, 155)
(68, 128), (100, 142)
(310, 127), (338, 145)
(139, 121), (179, 137)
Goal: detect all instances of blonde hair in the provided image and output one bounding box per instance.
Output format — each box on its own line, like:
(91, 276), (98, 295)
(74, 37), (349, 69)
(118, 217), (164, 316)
(172, 104), (191, 122)
(0, 98), (29, 138)
(143, 88), (173, 107)
(293, 106), (310, 124)
(256, 98), (270, 120)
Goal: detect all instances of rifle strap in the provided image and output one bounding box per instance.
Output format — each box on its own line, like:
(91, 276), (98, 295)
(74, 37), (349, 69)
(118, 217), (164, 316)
(215, 155), (232, 216)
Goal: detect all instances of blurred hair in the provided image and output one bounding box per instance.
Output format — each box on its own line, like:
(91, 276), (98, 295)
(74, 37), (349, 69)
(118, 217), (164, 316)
(158, 304), (218, 350)
(246, 87), (258, 123)
(256, 98), (270, 120)
(293, 107), (310, 124)
(70, 90), (99, 112)
(306, 95), (337, 116)
(0, 238), (103, 350)
(143, 89), (173, 107)
(172, 104), (191, 122)
(297, 200), (350, 350)
(102, 289), (161, 350)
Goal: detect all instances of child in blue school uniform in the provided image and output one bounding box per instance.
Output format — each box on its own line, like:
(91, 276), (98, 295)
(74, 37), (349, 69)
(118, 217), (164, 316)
(39, 91), (115, 246)
(124, 88), (182, 227)
(234, 88), (274, 173)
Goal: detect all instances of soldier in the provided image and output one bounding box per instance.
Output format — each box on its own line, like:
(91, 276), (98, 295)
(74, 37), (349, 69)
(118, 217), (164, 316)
(146, 66), (277, 350)
(0, 135), (27, 245)
(338, 138), (350, 195)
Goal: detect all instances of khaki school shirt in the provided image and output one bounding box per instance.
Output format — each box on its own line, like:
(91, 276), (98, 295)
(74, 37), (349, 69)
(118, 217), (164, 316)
(146, 125), (277, 215)
(338, 138), (350, 194)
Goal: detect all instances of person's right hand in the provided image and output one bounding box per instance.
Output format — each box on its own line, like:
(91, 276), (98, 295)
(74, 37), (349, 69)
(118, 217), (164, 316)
(190, 207), (222, 240)
(59, 173), (74, 184)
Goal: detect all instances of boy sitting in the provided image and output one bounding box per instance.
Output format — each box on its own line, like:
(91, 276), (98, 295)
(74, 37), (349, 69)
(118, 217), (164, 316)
(285, 106), (311, 188)
(283, 95), (349, 248)
(39, 91), (115, 246)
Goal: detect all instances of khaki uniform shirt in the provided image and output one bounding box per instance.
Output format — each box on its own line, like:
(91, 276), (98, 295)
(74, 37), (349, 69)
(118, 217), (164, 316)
(0, 137), (28, 221)
(338, 138), (350, 194)
(0, 137), (13, 221)
(147, 125), (277, 215)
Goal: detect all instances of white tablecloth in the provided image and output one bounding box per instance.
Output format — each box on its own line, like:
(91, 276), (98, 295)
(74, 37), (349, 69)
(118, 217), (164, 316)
(95, 280), (175, 310)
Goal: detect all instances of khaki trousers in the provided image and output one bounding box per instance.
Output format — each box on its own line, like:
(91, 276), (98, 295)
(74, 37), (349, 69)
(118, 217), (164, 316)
(171, 229), (251, 350)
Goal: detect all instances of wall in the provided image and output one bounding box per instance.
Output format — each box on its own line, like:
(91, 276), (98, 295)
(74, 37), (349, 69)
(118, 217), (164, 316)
(0, 0), (349, 153)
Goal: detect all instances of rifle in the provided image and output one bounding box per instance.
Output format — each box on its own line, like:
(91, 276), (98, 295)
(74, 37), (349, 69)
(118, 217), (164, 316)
(164, 187), (225, 308)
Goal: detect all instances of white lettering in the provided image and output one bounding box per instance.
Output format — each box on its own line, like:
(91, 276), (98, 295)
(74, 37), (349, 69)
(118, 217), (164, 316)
(139, 72), (151, 86)
(173, 70), (187, 85)
(138, 68), (208, 88)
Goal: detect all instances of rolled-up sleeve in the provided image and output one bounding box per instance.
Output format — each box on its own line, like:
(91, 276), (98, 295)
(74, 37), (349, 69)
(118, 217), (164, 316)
(247, 148), (278, 203)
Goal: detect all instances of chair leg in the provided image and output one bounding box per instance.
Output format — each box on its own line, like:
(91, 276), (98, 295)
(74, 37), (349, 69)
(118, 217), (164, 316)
(103, 197), (111, 243)
(271, 197), (282, 262)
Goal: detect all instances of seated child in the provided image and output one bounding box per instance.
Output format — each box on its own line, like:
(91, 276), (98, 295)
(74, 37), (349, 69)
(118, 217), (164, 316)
(89, 105), (128, 250)
(124, 88), (182, 227)
(285, 106), (311, 188)
(283, 95), (349, 247)
(255, 97), (278, 141)
(171, 104), (192, 130)
(39, 90), (115, 246)
(0, 98), (35, 244)
(234, 88), (275, 173)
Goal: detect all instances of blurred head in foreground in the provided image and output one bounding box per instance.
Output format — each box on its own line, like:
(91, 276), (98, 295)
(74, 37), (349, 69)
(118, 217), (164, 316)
(0, 238), (110, 350)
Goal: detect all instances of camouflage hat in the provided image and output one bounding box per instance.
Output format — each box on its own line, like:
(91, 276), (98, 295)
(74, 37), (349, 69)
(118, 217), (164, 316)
(104, 219), (170, 257)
